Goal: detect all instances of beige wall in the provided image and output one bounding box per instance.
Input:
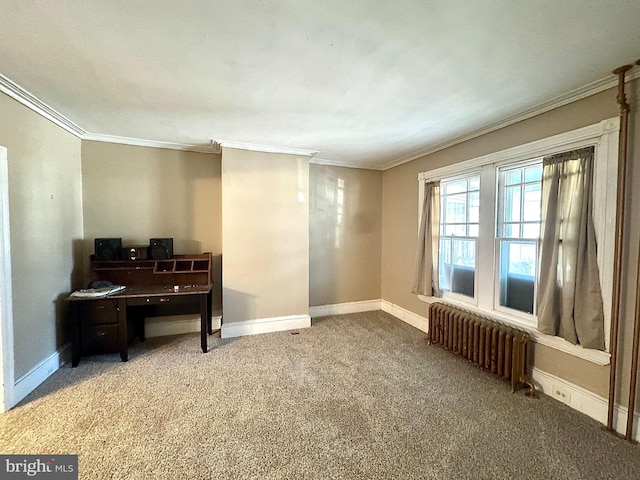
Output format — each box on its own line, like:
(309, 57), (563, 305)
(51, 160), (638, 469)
(222, 148), (309, 323)
(0, 92), (83, 379)
(309, 164), (382, 306)
(79, 143), (381, 316)
(81, 141), (222, 310)
(381, 83), (640, 402)
(6, 70), (638, 413)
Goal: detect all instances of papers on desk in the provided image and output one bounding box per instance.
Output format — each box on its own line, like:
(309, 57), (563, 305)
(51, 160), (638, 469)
(69, 285), (126, 299)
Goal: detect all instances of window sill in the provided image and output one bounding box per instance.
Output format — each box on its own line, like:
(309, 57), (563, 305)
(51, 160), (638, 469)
(418, 295), (610, 366)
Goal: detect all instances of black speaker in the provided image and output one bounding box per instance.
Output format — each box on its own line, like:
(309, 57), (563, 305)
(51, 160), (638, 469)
(149, 238), (173, 260)
(94, 238), (122, 261)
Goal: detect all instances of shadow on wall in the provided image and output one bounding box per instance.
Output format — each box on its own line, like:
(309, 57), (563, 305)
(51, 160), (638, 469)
(222, 287), (257, 323)
(211, 253), (222, 312)
(53, 292), (70, 352)
(54, 238), (86, 349)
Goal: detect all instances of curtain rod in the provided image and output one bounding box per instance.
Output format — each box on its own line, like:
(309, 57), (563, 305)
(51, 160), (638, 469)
(606, 62), (634, 437)
(624, 58), (640, 441)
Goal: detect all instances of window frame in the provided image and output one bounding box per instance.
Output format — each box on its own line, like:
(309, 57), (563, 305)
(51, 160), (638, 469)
(438, 173), (481, 304)
(417, 117), (620, 365)
(493, 158), (543, 320)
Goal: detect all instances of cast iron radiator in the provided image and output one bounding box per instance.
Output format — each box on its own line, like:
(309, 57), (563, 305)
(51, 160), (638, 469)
(427, 302), (535, 395)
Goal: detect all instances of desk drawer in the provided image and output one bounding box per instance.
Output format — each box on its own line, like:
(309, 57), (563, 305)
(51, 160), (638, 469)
(79, 300), (118, 325)
(81, 324), (119, 354)
(127, 295), (196, 307)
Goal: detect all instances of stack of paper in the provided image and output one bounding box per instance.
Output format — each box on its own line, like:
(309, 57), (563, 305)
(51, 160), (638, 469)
(69, 285), (126, 299)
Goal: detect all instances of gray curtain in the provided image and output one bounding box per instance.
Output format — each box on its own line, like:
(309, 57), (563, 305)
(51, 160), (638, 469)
(537, 146), (605, 350)
(411, 181), (441, 297)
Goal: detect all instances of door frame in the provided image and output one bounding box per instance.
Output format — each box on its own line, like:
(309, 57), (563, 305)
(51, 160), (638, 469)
(0, 145), (15, 411)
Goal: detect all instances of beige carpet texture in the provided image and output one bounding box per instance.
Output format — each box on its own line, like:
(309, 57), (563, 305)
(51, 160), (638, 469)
(2, 311), (640, 479)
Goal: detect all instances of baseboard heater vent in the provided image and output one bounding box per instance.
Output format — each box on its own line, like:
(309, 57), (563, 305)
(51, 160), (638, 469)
(427, 302), (535, 396)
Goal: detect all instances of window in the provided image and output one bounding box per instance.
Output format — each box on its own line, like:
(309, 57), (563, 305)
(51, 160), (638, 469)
(496, 161), (542, 314)
(417, 117), (619, 364)
(439, 175), (479, 299)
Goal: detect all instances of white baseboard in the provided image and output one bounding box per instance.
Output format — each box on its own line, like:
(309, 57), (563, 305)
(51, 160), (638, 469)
(7, 314), (224, 409)
(381, 300), (429, 332)
(308, 299), (428, 332)
(378, 300), (639, 439)
(11, 344), (69, 409)
(9, 303), (637, 441)
(531, 367), (640, 441)
(221, 314), (311, 339)
(309, 299), (381, 318)
(145, 315), (222, 338)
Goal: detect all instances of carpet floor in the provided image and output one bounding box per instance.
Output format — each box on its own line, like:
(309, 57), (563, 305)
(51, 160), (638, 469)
(1, 311), (639, 479)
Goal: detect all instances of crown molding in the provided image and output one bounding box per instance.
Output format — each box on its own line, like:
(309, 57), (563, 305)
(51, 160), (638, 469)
(82, 133), (217, 154)
(3, 67), (638, 170)
(216, 139), (318, 158)
(417, 116), (619, 182)
(0, 73), (218, 154)
(381, 69), (640, 171)
(0, 73), (87, 137)
(310, 156), (383, 171)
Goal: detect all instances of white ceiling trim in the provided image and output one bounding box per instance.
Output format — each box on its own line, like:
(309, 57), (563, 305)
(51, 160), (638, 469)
(216, 140), (318, 158)
(380, 69), (640, 171)
(417, 116), (619, 182)
(82, 132), (215, 154)
(0, 73), (214, 154)
(0, 73), (86, 138)
(2, 69), (639, 168)
(310, 157), (383, 171)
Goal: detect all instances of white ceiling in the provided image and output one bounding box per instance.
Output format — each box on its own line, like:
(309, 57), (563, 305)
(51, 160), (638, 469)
(1, 1), (639, 169)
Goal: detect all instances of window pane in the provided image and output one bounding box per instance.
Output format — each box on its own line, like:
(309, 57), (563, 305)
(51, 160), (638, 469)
(439, 238), (452, 292)
(452, 238), (475, 266)
(522, 223), (540, 239)
(469, 191), (480, 223)
(468, 176), (480, 191)
(444, 194), (467, 223)
(445, 224), (466, 236)
(451, 238), (475, 297)
(468, 224), (479, 237)
(524, 164), (543, 182)
(509, 242), (537, 276)
(523, 184), (541, 221)
(498, 240), (536, 314)
(444, 179), (467, 195)
(504, 186), (521, 222)
(505, 169), (522, 185)
(503, 223), (520, 238)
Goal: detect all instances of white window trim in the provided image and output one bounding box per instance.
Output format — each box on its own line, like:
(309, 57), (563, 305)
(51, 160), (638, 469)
(417, 117), (620, 366)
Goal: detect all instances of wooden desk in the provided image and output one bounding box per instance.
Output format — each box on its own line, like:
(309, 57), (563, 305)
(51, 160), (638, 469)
(69, 253), (215, 367)
(70, 284), (213, 367)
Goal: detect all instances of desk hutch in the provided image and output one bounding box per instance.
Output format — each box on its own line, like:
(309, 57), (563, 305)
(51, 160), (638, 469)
(69, 252), (214, 366)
